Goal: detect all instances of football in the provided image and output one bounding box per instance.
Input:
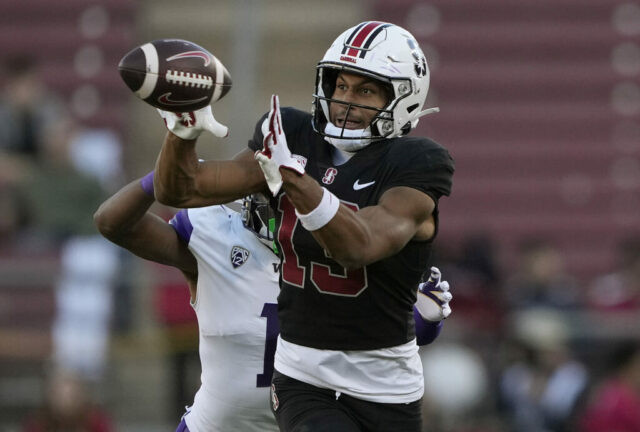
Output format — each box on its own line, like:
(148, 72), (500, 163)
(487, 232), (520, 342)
(118, 39), (232, 112)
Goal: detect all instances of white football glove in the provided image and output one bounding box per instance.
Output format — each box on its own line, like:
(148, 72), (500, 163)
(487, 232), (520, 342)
(415, 266), (453, 322)
(157, 105), (228, 140)
(254, 95), (305, 195)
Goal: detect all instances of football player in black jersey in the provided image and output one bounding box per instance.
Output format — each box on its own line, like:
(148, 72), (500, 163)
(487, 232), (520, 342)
(153, 21), (454, 432)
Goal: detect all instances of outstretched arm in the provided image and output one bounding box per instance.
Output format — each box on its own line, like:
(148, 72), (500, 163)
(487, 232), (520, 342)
(282, 171), (435, 269)
(154, 134), (266, 208)
(94, 172), (197, 278)
(152, 107), (267, 208)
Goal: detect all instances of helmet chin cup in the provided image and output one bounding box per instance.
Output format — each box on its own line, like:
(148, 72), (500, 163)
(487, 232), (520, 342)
(323, 122), (373, 152)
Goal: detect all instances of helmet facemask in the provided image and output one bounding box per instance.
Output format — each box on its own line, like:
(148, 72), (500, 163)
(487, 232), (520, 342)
(241, 193), (276, 252)
(312, 66), (399, 151)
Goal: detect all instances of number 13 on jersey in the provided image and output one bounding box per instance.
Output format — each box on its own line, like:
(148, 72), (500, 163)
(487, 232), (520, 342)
(277, 195), (368, 297)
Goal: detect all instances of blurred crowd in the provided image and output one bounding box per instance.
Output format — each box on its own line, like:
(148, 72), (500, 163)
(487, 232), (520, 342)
(422, 234), (640, 432)
(1, 55), (640, 432)
(0, 54), (124, 431)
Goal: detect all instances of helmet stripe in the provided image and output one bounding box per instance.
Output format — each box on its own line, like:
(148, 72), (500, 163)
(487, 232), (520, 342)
(345, 21), (387, 57)
(341, 22), (367, 54)
(358, 24), (392, 58)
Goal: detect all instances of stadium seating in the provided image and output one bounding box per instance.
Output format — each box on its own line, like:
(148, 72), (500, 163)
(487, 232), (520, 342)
(375, 0), (640, 279)
(0, 0), (136, 131)
(0, 249), (58, 423)
(0, 0), (137, 424)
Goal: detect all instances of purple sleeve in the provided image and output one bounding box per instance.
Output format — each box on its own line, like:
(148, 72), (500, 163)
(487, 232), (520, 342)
(414, 307), (444, 346)
(140, 171), (155, 197)
(169, 209), (194, 244)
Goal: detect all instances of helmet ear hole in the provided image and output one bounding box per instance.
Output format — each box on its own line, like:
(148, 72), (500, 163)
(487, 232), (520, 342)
(407, 103), (419, 113)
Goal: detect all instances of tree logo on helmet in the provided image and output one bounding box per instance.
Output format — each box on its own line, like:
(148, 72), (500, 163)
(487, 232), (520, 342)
(406, 38), (427, 78)
(413, 52), (427, 77)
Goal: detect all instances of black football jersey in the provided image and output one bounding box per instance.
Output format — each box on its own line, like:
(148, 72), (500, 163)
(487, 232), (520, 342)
(248, 108), (454, 350)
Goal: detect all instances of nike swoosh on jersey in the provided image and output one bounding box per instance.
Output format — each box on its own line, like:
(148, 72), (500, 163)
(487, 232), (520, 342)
(353, 179), (376, 190)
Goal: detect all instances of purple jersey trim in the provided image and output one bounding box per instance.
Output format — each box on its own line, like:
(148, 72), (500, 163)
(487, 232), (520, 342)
(413, 307), (443, 346)
(169, 209), (194, 243)
(175, 418), (190, 432)
(140, 170), (155, 197)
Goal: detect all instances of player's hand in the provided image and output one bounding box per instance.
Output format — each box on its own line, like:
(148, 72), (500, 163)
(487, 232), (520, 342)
(415, 267), (452, 322)
(255, 95), (305, 195)
(157, 105), (228, 140)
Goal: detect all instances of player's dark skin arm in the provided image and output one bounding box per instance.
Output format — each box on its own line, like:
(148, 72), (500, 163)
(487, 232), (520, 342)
(154, 132), (267, 207)
(154, 132), (435, 270)
(93, 177), (198, 298)
(281, 169), (436, 269)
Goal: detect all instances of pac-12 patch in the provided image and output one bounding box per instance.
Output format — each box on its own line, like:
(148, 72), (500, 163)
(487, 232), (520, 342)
(230, 246), (250, 268)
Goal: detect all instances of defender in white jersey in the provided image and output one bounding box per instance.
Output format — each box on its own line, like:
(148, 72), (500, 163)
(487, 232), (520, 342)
(169, 204), (280, 431)
(95, 171), (452, 431)
(95, 173), (280, 432)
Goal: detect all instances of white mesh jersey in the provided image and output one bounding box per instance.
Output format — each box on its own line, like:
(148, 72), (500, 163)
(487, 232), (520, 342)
(169, 205), (280, 432)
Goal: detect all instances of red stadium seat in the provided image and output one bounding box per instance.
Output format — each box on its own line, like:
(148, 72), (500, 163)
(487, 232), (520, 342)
(373, 0), (640, 279)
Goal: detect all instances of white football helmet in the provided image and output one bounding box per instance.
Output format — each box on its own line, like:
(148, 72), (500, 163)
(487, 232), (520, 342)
(312, 21), (437, 150)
